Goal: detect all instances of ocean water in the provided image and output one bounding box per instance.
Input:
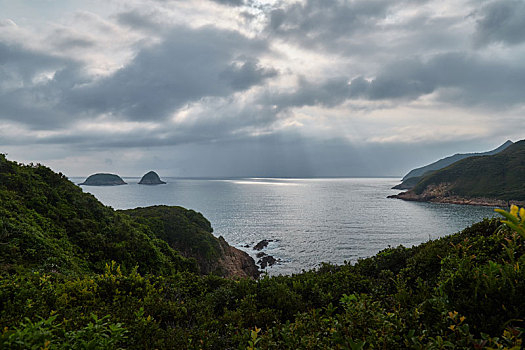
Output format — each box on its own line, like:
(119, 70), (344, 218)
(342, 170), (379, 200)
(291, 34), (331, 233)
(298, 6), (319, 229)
(75, 177), (498, 275)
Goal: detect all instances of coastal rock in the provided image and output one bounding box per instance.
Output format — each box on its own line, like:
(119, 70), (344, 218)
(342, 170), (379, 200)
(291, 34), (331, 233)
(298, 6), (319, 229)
(258, 255), (277, 269)
(139, 171), (166, 185)
(217, 237), (260, 278)
(254, 239), (272, 251)
(79, 173), (126, 186)
(388, 183), (524, 207)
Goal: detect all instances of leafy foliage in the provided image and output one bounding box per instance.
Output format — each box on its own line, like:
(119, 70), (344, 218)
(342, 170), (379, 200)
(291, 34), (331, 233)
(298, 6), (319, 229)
(2, 215), (524, 348)
(122, 206), (224, 274)
(1, 154), (524, 348)
(0, 153), (198, 275)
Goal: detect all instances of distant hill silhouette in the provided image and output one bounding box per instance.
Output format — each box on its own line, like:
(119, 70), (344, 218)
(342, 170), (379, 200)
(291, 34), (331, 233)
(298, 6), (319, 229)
(393, 140), (513, 190)
(391, 140), (525, 205)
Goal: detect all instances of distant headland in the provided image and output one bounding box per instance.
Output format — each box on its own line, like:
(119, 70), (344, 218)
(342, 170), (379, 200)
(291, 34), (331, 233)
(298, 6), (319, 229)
(79, 173), (127, 186)
(389, 140), (525, 207)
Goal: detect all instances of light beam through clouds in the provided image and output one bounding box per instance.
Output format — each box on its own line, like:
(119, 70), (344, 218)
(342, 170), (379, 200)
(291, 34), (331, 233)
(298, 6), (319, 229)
(0, 0), (523, 176)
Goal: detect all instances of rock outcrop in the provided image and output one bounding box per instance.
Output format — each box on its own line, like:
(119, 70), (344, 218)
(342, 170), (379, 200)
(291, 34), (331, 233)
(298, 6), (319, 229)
(217, 237), (260, 279)
(254, 239), (272, 251)
(80, 173), (126, 186)
(139, 171), (166, 185)
(255, 252), (278, 269)
(388, 186), (522, 207)
(252, 239), (280, 269)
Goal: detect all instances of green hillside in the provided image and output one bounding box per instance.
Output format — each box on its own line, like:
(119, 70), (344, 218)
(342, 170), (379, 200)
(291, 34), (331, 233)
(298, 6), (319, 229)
(402, 140), (512, 181)
(412, 140), (525, 201)
(0, 154), (236, 275)
(1, 154), (524, 348)
(394, 140), (513, 190)
(123, 206), (256, 276)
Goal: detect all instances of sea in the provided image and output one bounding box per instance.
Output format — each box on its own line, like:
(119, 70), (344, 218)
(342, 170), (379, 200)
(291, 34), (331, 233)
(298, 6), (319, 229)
(73, 177), (498, 275)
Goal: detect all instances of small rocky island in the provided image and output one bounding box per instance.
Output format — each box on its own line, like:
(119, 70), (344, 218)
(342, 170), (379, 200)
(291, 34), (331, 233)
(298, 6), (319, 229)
(138, 171), (166, 185)
(79, 173), (127, 186)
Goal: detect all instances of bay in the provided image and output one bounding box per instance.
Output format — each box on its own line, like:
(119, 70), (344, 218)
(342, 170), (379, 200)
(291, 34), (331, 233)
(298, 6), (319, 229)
(74, 177), (498, 275)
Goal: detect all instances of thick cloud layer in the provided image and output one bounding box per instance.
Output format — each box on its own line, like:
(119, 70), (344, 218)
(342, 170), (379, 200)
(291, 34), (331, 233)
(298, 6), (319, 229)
(474, 0), (525, 46)
(0, 0), (524, 176)
(64, 26), (275, 121)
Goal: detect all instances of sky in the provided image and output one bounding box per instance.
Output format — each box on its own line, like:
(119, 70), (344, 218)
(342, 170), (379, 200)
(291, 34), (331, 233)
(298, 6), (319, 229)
(1, 0), (524, 177)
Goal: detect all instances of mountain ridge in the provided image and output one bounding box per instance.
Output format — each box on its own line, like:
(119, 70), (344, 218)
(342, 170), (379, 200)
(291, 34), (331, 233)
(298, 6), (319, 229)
(390, 140), (525, 205)
(393, 140), (513, 190)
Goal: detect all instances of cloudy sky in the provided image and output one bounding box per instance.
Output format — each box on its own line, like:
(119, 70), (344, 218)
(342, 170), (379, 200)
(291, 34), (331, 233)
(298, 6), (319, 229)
(1, 0), (524, 177)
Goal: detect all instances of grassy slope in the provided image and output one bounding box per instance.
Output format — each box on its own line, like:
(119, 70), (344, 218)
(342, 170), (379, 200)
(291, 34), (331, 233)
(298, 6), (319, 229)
(412, 140), (525, 200)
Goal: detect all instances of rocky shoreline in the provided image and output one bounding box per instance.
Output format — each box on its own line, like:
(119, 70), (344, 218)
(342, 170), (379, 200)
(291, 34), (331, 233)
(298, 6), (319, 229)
(388, 183), (524, 207)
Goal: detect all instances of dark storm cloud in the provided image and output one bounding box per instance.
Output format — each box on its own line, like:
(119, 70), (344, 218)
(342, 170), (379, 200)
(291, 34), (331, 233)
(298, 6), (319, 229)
(263, 77), (352, 109)
(266, 0), (392, 50)
(0, 42), (84, 127)
(49, 28), (96, 50)
(210, 0), (244, 6)
(349, 53), (525, 106)
(265, 52), (525, 110)
(116, 10), (164, 32)
(64, 26), (276, 120)
(265, 0), (470, 58)
(474, 0), (525, 46)
(220, 59), (277, 90)
(0, 42), (68, 83)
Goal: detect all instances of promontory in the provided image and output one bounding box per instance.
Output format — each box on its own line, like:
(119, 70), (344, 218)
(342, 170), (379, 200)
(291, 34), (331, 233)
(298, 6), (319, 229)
(138, 171), (166, 185)
(389, 140), (525, 206)
(79, 173), (127, 186)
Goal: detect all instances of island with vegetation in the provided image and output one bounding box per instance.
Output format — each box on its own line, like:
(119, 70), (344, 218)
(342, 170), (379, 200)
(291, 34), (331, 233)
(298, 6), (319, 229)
(391, 140), (525, 206)
(1, 153), (524, 349)
(79, 173), (127, 186)
(393, 140), (513, 190)
(138, 171), (166, 185)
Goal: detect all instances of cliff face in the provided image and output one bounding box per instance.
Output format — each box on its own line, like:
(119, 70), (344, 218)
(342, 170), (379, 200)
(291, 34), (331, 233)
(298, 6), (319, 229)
(80, 173), (127, 186)
(139, 171), (166, 185)
(216, 237), (260, 278)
